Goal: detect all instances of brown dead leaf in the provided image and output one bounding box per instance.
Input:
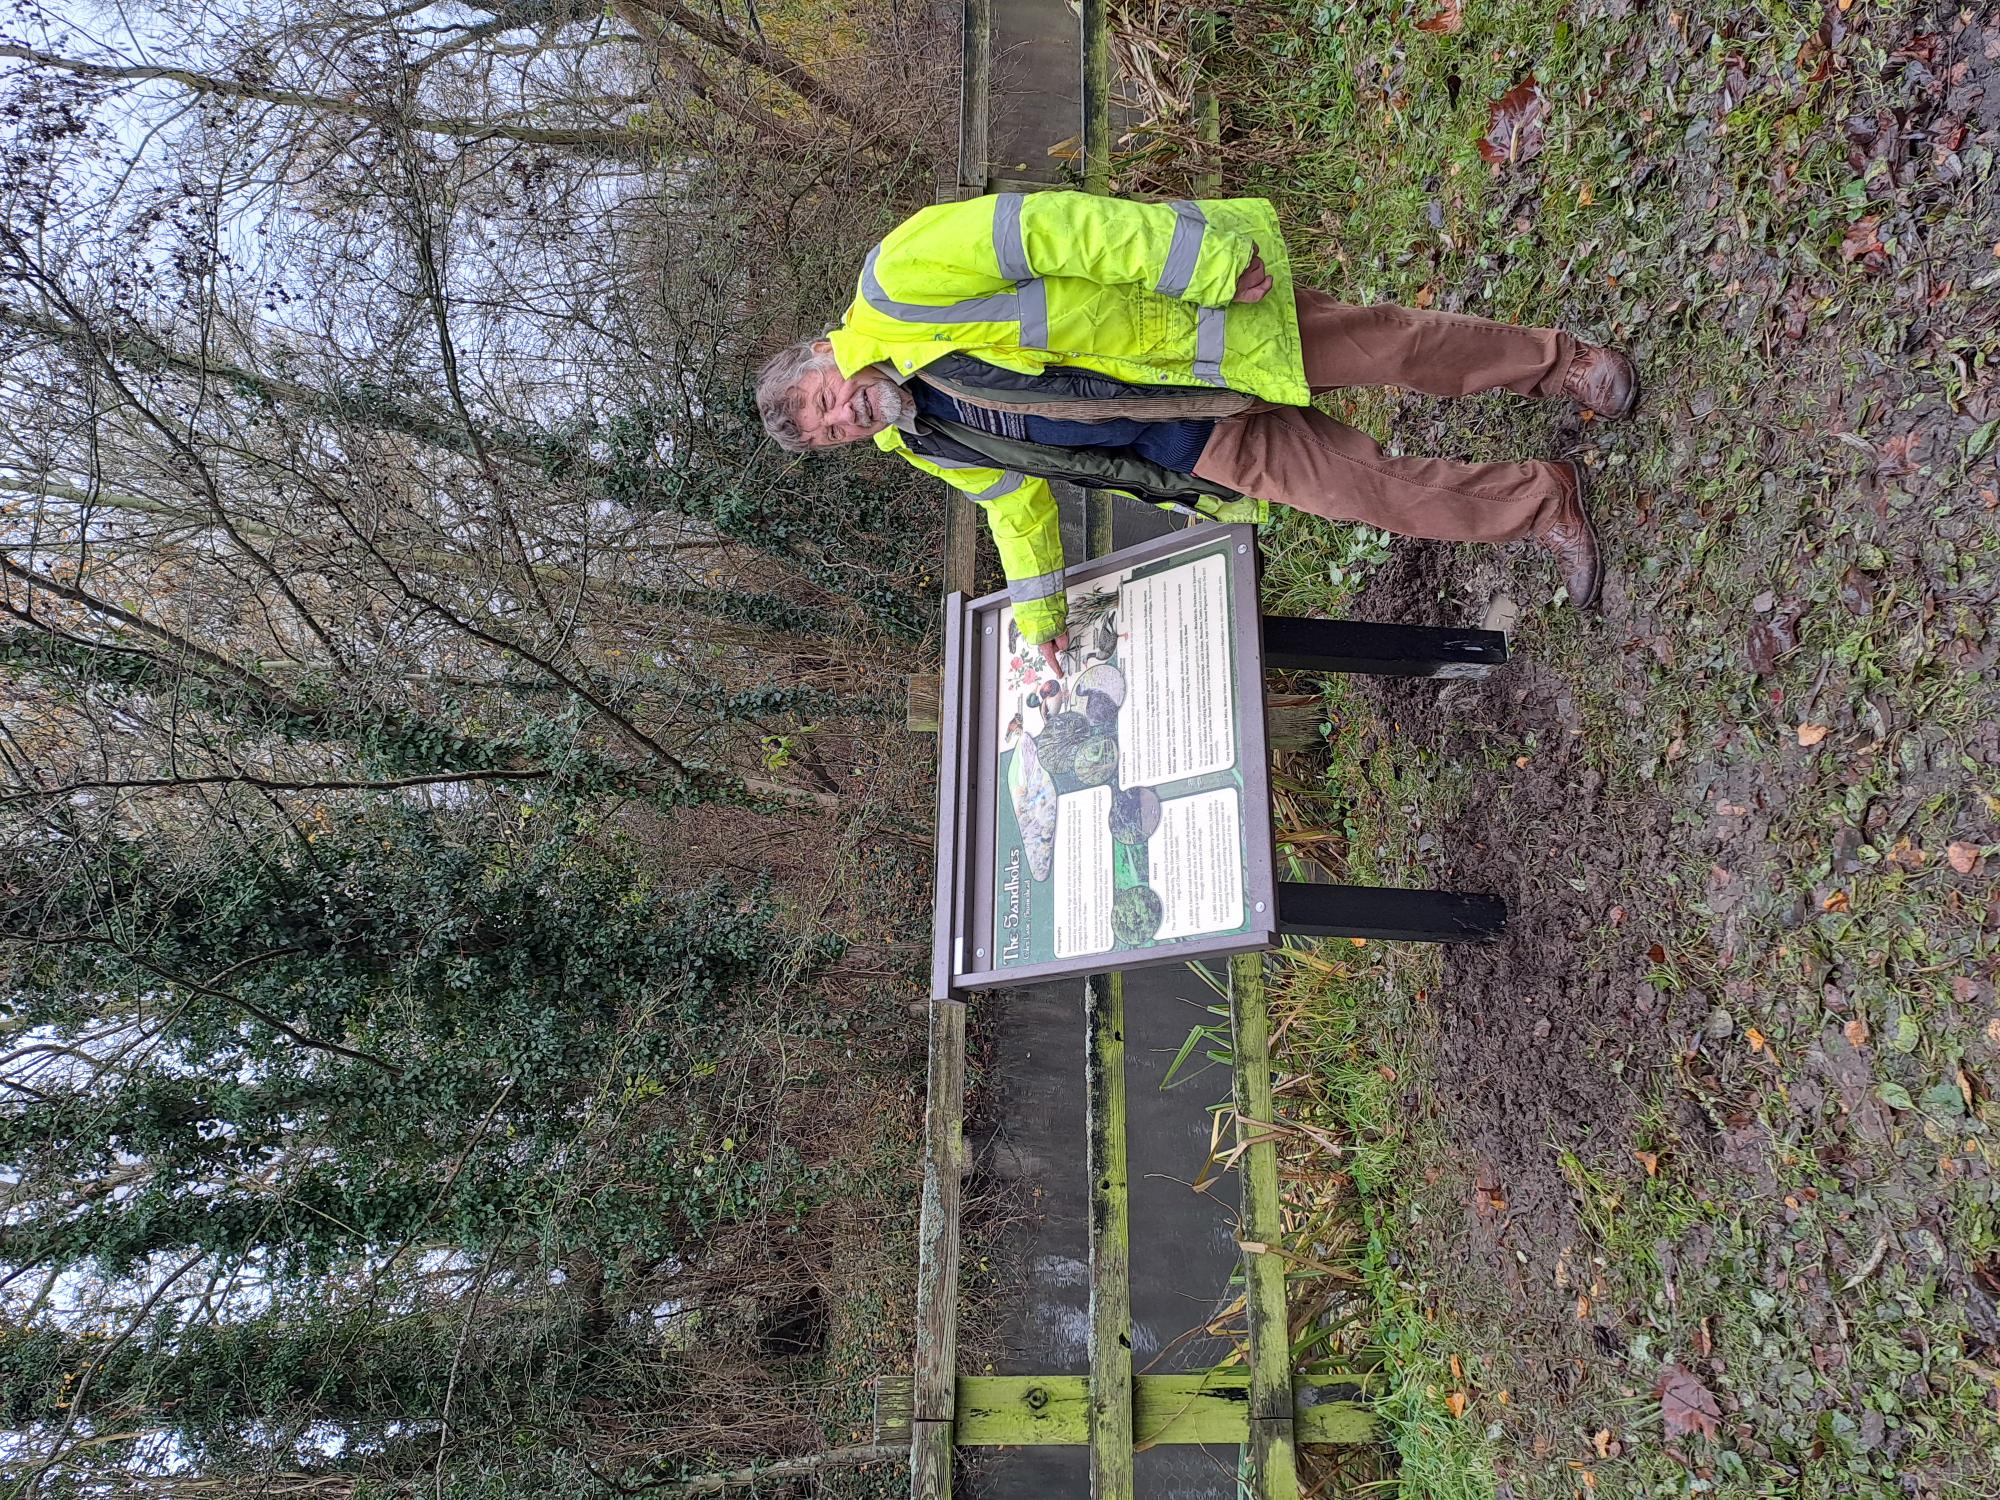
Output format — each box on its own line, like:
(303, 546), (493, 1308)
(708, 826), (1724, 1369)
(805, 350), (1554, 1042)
(1479, 78), (1549, 166)
(1888, 836), (1928, 870)
(1593, 1428), (1617, 1458)
(1797, 722), (1830, 746)
(1654, 1363), (1722, 1440)
(1416, 0), (1463, 32)
(1746, 1026), (1768, 1052)
(1823, 890), (1850, 912)
(1844, 1014), (1869, 1048)
(1987, 1015), (2000, 1049)
(1634, 1149), (1660, 1176)
(1840, 215), (1888, 271)
(1746, 611), (1799, 675)
(1446, 1390), (1469, 1418)
(1947, 842), (1982, 874)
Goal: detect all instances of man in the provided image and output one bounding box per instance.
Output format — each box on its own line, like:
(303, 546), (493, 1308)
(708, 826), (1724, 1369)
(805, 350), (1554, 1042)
(756, 192), (1634, 672)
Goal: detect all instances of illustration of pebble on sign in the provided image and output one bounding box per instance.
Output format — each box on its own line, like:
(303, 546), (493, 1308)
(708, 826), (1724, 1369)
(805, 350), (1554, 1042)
(991, 540), (1254, 969)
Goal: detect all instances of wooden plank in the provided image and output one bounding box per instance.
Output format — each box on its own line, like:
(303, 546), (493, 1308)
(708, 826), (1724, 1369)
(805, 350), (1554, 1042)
(1079, 0), (1111, 195)
(1245, 1417), (1302, 1497)
(1230, 952), (1300, 1500)
(946, 1375), (1378, 1446)
(912, 1420), (953, 1500)
(911, 999), (966, 1499)
(907, 673), (941, 734)
(958, 0), (991, 192)
(1083, 971), (1133, 1498)
(943, 491), (980, 597)
(875, 1374), (914, 1442)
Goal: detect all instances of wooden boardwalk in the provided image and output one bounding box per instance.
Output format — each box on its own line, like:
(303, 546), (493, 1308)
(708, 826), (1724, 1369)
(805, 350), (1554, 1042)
(899, 5), (1365, 1497)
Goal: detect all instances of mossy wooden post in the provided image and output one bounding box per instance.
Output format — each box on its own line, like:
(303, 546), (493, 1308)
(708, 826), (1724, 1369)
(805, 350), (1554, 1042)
(1077, 21), (1132, 1493)
(958, 0), (991, 193)
(1083, 973), (1133, 1499)
(1080, 0), (1111, 196)
(1230, 952), (1300, 1500)
(911, 998), (966, 1500)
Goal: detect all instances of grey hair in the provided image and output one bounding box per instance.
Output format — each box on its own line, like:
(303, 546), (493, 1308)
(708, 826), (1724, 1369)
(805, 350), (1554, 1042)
(755, 339), (835, 454)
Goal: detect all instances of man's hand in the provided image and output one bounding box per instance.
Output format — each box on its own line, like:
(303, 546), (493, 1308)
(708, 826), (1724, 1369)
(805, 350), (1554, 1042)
(1040, 632), (1070, 678)
(1234, 243), (1273, 303)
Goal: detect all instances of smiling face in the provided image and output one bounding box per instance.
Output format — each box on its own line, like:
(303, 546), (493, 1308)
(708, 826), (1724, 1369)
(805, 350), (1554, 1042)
(788, 342), (909, 448)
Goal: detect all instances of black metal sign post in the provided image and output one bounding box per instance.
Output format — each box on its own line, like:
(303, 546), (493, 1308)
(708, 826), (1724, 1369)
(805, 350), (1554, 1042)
(930, 526), (1507, 1003)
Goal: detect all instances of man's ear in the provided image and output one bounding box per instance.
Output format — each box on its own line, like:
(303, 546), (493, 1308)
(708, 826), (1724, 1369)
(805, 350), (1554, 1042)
(810, 338), (833, 356)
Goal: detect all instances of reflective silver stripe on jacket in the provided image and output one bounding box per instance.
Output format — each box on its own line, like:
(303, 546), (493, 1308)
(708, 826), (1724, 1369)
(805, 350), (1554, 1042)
(1154, 201), (1206, 298)
(1191, 304), (1227, 385)
(1009, 569), (1066, 603)
(919, 452), (1026, 502)
(861, 228), (1050, 352)
(993, 193), (1032, 280)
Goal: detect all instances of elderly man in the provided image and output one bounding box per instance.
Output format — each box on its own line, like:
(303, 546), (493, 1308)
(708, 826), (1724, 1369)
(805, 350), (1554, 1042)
(756, 192), (1633, 669)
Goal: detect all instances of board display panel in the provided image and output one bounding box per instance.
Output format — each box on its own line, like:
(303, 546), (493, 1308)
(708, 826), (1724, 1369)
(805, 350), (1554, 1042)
(931, 525), (1276, 999)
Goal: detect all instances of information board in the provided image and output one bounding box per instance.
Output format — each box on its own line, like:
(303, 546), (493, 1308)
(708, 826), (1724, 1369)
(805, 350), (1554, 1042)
(931, 526), (1276, 999)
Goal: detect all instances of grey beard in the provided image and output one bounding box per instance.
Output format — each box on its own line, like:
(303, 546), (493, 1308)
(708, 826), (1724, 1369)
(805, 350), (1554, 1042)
(862, 380), (909, 428)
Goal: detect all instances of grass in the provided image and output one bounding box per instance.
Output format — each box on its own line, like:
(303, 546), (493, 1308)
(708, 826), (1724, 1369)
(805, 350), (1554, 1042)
(1151, 0), (2000, 1491)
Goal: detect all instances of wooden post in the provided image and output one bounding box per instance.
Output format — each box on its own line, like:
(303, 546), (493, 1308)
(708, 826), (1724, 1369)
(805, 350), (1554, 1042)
(1080, 0), (1112, 195)
(957, 0), (991, 193)
(911, 999), (966, 1500)
(1230, 953), (1300, 1500)
(1084, 972), (1134, 1499)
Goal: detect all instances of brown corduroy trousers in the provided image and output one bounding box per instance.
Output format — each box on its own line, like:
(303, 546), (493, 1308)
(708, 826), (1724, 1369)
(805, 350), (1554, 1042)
(1192, 287), (1579, 541)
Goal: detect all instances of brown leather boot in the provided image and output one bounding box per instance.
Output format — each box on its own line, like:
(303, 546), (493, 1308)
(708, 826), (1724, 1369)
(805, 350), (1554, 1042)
(1538, 463), (1602, 607)
(1562, 345), (1638, 418)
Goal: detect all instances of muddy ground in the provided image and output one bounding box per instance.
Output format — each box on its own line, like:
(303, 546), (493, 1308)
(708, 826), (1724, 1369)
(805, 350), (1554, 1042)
(1297, 8), (2000, 1489)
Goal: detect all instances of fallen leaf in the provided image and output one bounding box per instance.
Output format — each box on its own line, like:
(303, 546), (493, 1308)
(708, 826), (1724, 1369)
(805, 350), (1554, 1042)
(1654, 1363), (1722, 1440)
(1839, 566), (1876, 616)
(1479, 78), (1549, 166)
(1746, 1026), (1768, 1052)
(1634, 1149), (1660, 1176)
(1841, 1233), (1890, 1289)
(1446, 1390), (1469, 1418)
(1575, 1293), (1592, 1319)
(1797, 723), (1830, 746)
(1948, 842), (1982, 874)
(1593, 1428), (1615, 1458)
(1823, 890), (1850, 912)
(1746, 611), (1799, 675)
(1416, 0), (1463, 32)
(1647, 943), (1667, 963)
(1840, 215), (1888, 271)
(1888, 836), (1928, 870)
(1450, 1354), (1464, 1381)
(1844, 1015), (1869, 1048)
(1958, 1068), (1976, 1113)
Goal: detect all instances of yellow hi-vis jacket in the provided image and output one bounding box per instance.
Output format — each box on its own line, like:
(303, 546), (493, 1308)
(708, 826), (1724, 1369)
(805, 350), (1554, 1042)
(823, 192), (1308, 644)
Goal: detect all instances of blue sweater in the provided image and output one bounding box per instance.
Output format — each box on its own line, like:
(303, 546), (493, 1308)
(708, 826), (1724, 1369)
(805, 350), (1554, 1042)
(910, 382), (1214, 475)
